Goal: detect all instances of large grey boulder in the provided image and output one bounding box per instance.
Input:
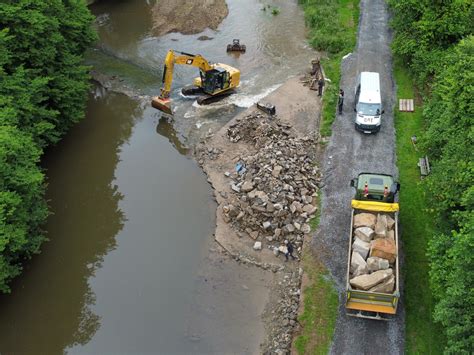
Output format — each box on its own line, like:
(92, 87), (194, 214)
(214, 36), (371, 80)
(354, 227), (375, 242)
(301, 224), (311, 234)
(369, 274), (395, 293)
(386, 215), (395, 230)
(387, 230), (395, 240)
(374, 214), (388, 238)
(367, 256), (390, 272)
(350, 268), (393, 290)
(352, 237), (371, 260)
(353, 213), (377, 229)
(351, 251), (368, 276)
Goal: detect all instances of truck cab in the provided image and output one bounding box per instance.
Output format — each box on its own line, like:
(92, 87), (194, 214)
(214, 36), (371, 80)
(354, 72), (384, 133)
(350, 173), (400, 203)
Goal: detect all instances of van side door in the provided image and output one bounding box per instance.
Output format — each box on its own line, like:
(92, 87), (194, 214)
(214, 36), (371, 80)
(354, 84), (360, 110)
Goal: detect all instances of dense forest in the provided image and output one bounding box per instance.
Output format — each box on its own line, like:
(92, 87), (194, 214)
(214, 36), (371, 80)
(0, 1), (96, 292)
(389, 1), (473, 353)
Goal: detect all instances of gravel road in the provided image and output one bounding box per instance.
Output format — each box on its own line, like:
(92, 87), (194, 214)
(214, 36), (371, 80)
(312, 0), (405, 354)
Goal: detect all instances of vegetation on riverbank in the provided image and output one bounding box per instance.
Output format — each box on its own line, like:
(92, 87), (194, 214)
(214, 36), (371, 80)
(294, 250), (338, 354)
(293, 1), (360, 353)
(389, 1), (473, 352)
(0, 2), (96, 292)
(295, 195), (338, 354)
(299, 0), (360, 136)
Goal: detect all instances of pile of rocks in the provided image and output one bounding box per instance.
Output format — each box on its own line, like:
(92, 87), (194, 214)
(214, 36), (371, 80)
(349, 211), (397, 293)
(221, 113), (321, 256)
(263, 269), (302, 354)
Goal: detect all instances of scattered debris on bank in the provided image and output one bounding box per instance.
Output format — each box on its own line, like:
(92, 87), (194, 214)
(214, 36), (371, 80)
(200, 113), (321, 259)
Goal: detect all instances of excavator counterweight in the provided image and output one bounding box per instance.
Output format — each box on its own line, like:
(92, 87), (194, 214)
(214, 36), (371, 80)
(152, 50), (240, 114)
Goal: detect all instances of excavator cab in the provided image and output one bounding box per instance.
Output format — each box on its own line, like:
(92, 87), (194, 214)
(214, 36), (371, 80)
(201, 67), (228, 93)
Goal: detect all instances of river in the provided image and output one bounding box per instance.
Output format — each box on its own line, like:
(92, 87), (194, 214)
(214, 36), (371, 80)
(0, 0), (314, 353)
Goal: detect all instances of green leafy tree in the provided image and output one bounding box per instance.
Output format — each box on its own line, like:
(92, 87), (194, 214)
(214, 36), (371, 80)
(422, 37), (474, 222)
(0, 125), (48, 292)
(429, 215), (474, 354)
(389, 0), (474, 85)
(0, 0), (96, 292)
(422, 37), (474, 354)
(0, 0), (97, 147)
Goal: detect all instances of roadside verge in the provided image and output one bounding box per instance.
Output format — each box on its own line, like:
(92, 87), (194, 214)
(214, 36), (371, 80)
(393, 59), (445, 354)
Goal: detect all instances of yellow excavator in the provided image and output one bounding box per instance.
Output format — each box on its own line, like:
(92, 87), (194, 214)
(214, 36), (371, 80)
(152, 50), (240, 114)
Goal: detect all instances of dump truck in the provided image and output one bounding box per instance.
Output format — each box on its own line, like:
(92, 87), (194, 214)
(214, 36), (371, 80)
(345, 173), (400, 320)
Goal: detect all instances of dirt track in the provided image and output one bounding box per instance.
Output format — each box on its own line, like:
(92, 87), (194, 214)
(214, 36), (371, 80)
(312, 0), (405, 353)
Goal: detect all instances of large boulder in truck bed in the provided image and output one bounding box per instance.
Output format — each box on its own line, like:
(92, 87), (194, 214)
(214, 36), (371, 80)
(352, 237), (371, 260)
(350, 268), (393, 290)
(367, 256), (390, 272)
(351, 251), (368, 276)
(374, 213), (388, 238)
(354, 226), (375, 242)
(370, 238), (397, 263)
(353, 212), (377, 229)
(369, 274), (395, 293)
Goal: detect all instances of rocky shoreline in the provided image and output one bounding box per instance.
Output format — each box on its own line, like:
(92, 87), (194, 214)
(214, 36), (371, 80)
(195, 76), (322, 353)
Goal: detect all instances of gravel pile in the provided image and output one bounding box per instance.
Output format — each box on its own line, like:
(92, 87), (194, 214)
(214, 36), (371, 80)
(219, 113), (321, 255)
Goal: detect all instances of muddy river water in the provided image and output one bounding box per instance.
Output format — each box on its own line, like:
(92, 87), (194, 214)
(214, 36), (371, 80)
(0, 0), (314, 353)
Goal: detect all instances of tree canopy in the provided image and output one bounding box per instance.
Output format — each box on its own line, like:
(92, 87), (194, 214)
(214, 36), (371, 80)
(0, 0), (96, 291)
(390, 1), (473, 352)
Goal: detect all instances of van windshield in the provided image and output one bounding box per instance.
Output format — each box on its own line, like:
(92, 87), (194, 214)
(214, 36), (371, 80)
(357, 103), (381, 116)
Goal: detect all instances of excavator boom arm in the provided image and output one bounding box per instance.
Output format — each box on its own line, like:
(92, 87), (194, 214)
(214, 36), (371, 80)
(160, 50), (212, 98)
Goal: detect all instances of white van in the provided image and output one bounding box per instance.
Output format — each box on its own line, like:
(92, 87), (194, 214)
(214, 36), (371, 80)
(354, 72), (384, 133)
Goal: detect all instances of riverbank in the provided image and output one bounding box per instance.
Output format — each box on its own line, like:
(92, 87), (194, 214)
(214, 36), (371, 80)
(195, 74), (323, 352)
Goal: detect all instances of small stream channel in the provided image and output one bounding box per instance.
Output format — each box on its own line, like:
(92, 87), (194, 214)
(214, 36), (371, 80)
(0, 1), (315, 353)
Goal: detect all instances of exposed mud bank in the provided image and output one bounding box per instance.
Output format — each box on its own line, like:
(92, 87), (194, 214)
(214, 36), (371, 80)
(151, 0), (228, 36)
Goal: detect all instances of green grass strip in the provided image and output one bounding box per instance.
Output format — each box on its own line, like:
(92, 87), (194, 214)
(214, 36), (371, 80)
(294, 196), (338, 355)
(393, 59), (445, 354)
(298, 0), (360, 136)
(294, 252), (339, 355)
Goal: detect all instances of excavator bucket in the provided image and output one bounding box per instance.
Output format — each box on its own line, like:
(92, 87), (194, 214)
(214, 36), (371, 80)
(151, 96), (173, 115)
